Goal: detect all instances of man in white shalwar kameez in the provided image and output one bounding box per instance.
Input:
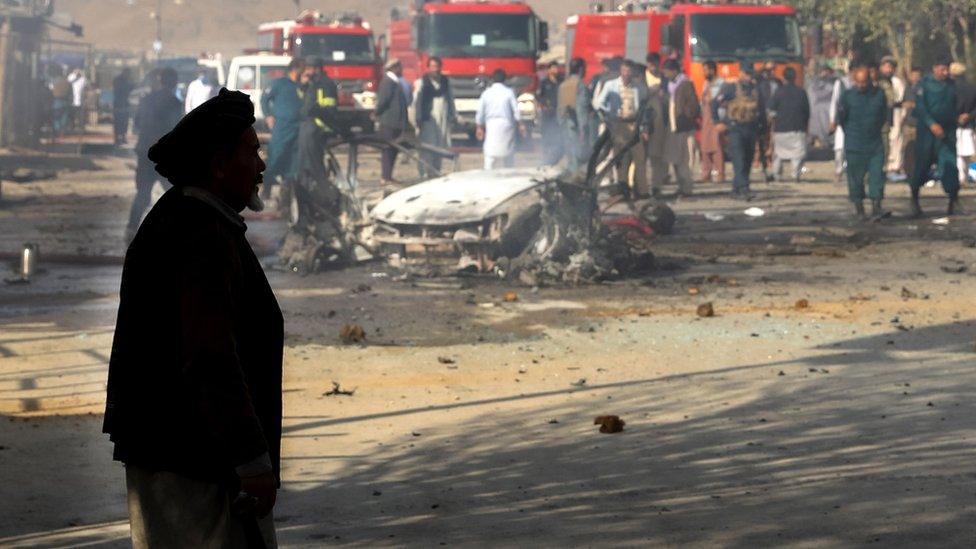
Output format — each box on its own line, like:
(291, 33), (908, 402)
(476, 69), (523, 170)
(829, 70), (853, 182)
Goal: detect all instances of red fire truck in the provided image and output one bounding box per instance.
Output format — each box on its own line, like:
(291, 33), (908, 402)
(385, 0), (550, 135)
(254, 10), (382, 129)
(565, 1), (804, 92)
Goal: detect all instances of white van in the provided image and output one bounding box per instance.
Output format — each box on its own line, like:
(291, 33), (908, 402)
(226, 54), (291, 126)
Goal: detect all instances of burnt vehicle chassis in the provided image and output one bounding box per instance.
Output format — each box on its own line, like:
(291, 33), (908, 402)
(367, 128), (676, 281)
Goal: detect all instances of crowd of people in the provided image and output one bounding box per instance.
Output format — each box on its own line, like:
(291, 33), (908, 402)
(121, 52), (976, 241)
(526, 53), (976, 220)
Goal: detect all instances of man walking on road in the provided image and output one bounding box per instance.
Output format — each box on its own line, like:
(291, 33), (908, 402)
(768, 67), (810, 182)
(476, 69), (523, 170)
(375, 58), (409, 185)
(126, 68), (183, 243)
(836, 66), (890, 220)
(261, 58), (305, 202)
(596, 60), (651, 199)
(879, 56), (908, 181)
(910, 58), (960, 216)
(106, 89), (281, 549)
(713, 63), (766, 200)
(661, 59), (700, 196)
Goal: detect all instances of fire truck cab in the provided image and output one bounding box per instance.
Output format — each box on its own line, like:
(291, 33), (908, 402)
(253, 10), (382, 131)
(385, 0), (549, 135)
(566, 1), (804, 92)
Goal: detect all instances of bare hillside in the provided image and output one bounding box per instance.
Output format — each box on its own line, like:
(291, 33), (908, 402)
(52, 0), (585, 57)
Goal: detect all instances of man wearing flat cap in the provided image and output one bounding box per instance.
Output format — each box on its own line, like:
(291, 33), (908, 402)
(910, 56), (960, 216)
(104, 89), (282, 548)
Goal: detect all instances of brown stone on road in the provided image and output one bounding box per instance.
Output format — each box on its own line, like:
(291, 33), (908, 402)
(697, 302), (715, 317)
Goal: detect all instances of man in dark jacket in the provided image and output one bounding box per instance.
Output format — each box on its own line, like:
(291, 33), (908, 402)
(769, 67), (811, 182)
(297, 57), (340, 193)
(261, 57), (306, 202)
(112, 68), (134, 146)
(713, 63), (767, 200)
(105, 89), (281, 548)
(836, 66), (890, 220)
(374, 58), (409, 185)
(911, 58), (960, 216)
(126, 68), (183, 243)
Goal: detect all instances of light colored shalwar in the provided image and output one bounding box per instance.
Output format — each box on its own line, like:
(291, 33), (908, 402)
(476, 82), (520, 170)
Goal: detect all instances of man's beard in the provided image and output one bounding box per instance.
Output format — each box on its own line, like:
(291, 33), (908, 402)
(247, 174), (265, 212)
(247, 187), (265, 212)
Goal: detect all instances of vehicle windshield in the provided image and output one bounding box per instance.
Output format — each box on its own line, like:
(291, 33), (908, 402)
(294, 33), (375, 64)
(690, 14), (802, 60)
(427, 13), (537, 58)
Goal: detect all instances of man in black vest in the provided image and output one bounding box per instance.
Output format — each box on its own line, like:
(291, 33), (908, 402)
(104, 90), (282, 548)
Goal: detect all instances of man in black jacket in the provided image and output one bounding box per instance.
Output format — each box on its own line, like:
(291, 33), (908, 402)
(105, 89), (282, 548)
(374, 58), (409, 185)
(126, 68), (183, 243)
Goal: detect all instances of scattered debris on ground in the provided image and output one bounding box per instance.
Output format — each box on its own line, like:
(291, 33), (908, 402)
(324, 382), (356, 396)
(340, 324), (366, 344)
(594, 415), (625, 433)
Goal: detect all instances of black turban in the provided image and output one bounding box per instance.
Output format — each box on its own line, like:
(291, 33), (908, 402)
(663, 58), (680, 72)
(147, 88), (255, 186)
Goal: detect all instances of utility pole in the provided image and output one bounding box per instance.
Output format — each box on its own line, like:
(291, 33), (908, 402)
(153, 0), (163, 59)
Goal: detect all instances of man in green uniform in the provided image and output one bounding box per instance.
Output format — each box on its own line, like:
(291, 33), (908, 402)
(911, 58), (960, 216)
(837, 65), (890, 220)
(260, 57), (305, 202)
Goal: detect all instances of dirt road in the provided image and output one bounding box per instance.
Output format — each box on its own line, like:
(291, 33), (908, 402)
(0, 149), (973, 547)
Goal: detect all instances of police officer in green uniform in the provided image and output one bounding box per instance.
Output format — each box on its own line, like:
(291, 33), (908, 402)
(297, 57), (341, 193)
(837, 65), (890, 220)
(911, 57), (960, 216)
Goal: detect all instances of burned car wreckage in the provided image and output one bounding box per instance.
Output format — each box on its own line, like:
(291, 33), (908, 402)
(277, 130), (675, 284)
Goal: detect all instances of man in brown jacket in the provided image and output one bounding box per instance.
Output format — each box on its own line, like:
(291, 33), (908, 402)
(105, 89), (282, 548)
(662, 59), (701, 196)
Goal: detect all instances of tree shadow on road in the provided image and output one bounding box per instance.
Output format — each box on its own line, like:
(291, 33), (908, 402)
(275, 321), (976, 547)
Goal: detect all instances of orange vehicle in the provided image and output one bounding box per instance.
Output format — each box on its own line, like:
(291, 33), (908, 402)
(565, 1), (804, 91)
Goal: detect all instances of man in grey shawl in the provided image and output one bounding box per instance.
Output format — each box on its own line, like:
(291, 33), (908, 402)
(413, 56), (456, 178)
